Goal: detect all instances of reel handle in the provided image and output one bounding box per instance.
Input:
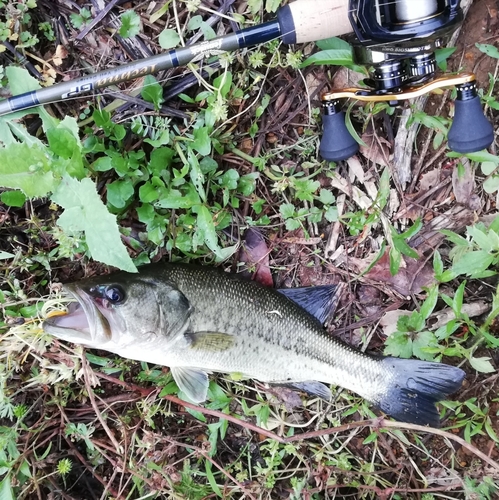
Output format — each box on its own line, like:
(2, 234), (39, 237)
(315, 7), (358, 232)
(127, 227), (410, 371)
(319, 74), (494, 163)
(448, 83), (494, 153)
(319, 102), (359, 162)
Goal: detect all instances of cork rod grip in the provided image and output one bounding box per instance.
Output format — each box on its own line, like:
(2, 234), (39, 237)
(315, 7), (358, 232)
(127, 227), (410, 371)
(286, 0), (351, 43)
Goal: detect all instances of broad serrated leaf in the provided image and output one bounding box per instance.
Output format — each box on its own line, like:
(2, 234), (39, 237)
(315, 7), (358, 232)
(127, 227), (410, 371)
(412, 331), (438, 361)
(384, 331), (413, 358)
(0, 142), (57, 197)
(6, 65), (40, 94)
(119, 10), (142, 38)
(52, 176), (137, 272)
(319, 188), (335, 205)
(280, 203), (295, 219)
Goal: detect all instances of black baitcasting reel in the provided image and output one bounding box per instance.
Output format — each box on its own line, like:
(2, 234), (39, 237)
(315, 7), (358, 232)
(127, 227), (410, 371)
(319, 0), (495, 162)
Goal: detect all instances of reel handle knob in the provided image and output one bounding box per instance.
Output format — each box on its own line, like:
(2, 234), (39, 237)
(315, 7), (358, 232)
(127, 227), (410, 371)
(319, 102), (359, 162)
(448, 83), (494, 153)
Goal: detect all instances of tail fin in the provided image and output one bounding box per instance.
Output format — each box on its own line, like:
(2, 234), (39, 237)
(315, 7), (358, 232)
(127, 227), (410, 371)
(378, 358), (465, 427)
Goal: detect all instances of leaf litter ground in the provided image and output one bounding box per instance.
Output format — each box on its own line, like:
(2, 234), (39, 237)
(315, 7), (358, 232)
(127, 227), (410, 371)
(0, 0), (499, 498)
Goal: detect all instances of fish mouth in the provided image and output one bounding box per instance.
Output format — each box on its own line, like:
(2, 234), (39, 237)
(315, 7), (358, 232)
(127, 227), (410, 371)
(43, 285), (112, 345)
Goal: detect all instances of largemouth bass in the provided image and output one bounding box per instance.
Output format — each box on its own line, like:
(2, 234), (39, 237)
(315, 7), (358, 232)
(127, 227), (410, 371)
(43, 263), (464, 426)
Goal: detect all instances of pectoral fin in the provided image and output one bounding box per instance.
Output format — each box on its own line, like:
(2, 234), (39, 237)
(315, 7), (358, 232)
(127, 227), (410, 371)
(187, 331), (234, 352)
(282, 381), (332, 400)
(171, 367), (209, 403)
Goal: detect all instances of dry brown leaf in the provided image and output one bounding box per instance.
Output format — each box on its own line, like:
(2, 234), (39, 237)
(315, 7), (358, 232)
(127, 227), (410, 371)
(53, 45), (69, 66)
(359, 129), (392, 167)
(238, 228), (273, 287)
(429, 301), (490, 330)
(452, 159), (481, 209)
(362, 250), (435, 296)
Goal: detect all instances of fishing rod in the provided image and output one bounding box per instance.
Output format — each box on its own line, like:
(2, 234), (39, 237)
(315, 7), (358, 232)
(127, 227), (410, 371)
(0, 0), (350, 116)
(0, 0), (494, 162)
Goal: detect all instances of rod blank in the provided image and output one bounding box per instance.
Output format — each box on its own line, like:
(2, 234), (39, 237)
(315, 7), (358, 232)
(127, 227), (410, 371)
(0, 0), (351, 116)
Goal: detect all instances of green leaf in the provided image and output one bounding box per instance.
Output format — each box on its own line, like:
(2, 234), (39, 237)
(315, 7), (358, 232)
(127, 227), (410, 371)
(0, 475), (14, 500)
(141, 75), (164, 110)
(192, 127), (212, 156)
(319, 188), (335, 205)
(453, 281), (466, 316)
(384, 331), (413, 358)
(412, 331), (437, 361)
(107, 180), (134, 208)
(400, 218), (423, 239)
(469, 356), (496, 373)
(483, 176), (499, 194)
(441, 229), (468, 246)
(389, 246), (401, 276)
(393, 237), (419, 259)
(157, 185), (201, 209)
(193, 205), (235, 260)
(1, 190), (26, 207)
(280, 203), (295, 219)
(316, 37), (351, 51)
(467, 225), (493, 251)
(188, 149), (206, 202)
(6, 65), (41, 94)
(452, 250), (494, 277)
(481, 161), (498, 176)
(92, 156), (113, 172)
(325, 205), (338, 222)
(433, 250), (444, 276)
(52, 176), (137, 272)
(158, 28), (181, 49)
(448, 150), (499, 164)
(476, 43), (499, 59)
(119, 10), (141, 38)
(434, 47), (456, 71)
(237, 173), (258, 196)
(301, 49), (355, 68)
(362, 432), (378, 445)
(0, 142), (57, 197)
(420, 285), (439, 320)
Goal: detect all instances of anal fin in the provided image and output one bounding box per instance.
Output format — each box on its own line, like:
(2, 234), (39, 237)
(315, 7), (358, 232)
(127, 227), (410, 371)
(278, 381), (332, 400)
(171, 367), (209, 403)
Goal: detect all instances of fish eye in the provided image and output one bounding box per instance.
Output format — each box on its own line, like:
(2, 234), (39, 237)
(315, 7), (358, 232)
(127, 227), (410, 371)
(104, 285), (126, 304)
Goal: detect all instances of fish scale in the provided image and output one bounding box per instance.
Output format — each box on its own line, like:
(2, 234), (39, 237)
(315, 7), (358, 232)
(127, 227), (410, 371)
(43, 262), (465, 426)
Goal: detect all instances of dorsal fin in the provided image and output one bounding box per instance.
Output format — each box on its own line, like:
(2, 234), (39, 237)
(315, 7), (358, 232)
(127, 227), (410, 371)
(278, 284), (342, 324)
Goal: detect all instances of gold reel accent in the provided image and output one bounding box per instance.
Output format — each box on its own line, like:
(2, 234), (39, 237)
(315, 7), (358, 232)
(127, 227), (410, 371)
(322, 73), (476, 103)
